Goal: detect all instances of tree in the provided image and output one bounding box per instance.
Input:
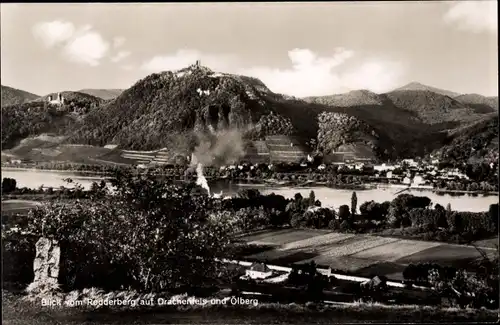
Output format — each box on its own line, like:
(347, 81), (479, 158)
(488, 204), (498, 231)
(26, 170), (233, 292)
(308, 190), (316, 207)
(338, 205), (351, 221)
(435, 203), (445, 212)
(237, 188), (261, 201)
(446, 203), (452, 213)
(2, 177), (17, 193)
(351, 191), (358, 215)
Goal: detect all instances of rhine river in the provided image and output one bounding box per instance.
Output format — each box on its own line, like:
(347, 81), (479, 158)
(2, 169), (498, 213)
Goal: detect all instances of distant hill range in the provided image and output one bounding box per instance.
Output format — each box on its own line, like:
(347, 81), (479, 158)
(392, 82), (462, 98)
(1, 67), (498, 165)
(454, 93), (498, 113)
(1, 85), (40, 107)
(77, 89), (124, 100)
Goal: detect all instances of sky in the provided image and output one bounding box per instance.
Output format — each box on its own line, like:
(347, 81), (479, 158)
(1, 1), (498, 97)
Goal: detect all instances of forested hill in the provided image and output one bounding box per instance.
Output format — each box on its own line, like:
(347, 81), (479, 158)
(1, 92), (104, 149)
(2, 65), (497, 163)
(64, 64), (426, 160)
(437, 113), (499, 164)
(1, 85), (40, 107)
(454, 94), (498, 114)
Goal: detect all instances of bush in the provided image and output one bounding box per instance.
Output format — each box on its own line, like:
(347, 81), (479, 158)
(328, 219), (341, 230)
(23, 171), (234, 292)
(339, 220), (351, 232)
(1, 234), (37, 284)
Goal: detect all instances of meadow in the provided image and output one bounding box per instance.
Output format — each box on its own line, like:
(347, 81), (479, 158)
(239, 229), (497, 281)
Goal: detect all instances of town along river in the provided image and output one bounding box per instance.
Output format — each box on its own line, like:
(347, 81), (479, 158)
(2, 168), (497, 213)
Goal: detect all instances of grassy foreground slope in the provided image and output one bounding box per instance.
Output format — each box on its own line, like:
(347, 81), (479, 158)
(2, 291), (497, 324)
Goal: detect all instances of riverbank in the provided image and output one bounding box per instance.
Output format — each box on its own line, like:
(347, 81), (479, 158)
(1, 167), (113, 175)
(3, 166), (498, 196)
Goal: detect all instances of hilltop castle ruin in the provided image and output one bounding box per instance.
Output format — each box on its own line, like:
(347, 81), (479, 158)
(47, 93), (65, 105)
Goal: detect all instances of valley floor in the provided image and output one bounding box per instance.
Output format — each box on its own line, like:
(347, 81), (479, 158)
(239, 229), (498, 281)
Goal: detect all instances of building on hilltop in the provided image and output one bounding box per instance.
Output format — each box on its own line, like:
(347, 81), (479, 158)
(47, 93), (65, 105)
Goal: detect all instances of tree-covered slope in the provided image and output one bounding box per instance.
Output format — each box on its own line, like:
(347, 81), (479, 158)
(1, 85), (40, 107)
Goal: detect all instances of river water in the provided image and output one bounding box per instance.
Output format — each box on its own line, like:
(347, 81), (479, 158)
(2, 168), (497, 212)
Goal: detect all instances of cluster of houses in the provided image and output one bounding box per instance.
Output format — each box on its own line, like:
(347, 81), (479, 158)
(197, 155), (475, 189)
(340, 158), (472, 188)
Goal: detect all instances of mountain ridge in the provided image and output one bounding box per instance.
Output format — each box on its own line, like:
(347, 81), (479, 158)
(77, 89), (124, 100)
(2, 68), (496, 164)
(1, 85), (40, 107)
(393, 82), (461, 97)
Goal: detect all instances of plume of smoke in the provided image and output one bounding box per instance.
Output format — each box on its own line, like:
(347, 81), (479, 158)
(192, 128), (245, 167)
(195, 163), (210, 195)
(191, 128), (245, 196)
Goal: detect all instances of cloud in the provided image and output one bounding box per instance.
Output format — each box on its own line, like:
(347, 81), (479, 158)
(32, 20), (75, 48)
(121, 64), (134, 71)
(444, 1), (497, 33)
(341, 60), (405, 94)
(111, 51), (131, 63)
(141, 48), (404, 97)
(113, 36), (126, 49)
(32, 20), (131, 67)
(241, 48), (403, 97)
(140, 49), (237, 72)
(63, 25), (110, 66)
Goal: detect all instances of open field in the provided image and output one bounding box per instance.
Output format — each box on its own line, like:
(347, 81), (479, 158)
(1, 200), (41, 216)
(397, 245), (498, 268)
(473, 237), (498, 249)
(239, 229), (498, 280)
(244, 229), (331, 246)
(3, 135), (114, 165)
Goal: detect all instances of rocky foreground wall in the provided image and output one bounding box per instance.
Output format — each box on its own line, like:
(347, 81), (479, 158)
(26, 237), (61, 293)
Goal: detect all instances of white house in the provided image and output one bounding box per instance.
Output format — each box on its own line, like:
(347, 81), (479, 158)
(402, 159), (418, 167)
(411, 175), (425, 187)
(246, 263), (273, 279)
(317, 164), (326, 171)
(386, 171), (393, 179)
(374, 163), (396, 172)
(403, 176), (411, 185)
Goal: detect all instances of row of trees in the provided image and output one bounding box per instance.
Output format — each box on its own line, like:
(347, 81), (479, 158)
(270, 190), (498, 245)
